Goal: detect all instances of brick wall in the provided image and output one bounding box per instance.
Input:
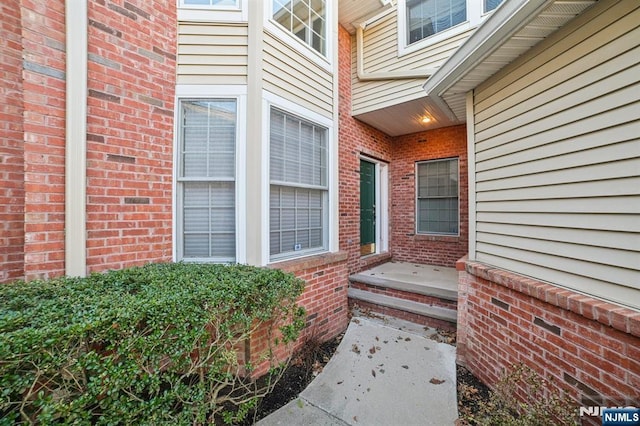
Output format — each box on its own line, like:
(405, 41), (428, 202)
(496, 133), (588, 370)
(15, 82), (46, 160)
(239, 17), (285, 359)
(338, 25), (468, 273)
(0, 0), (25, 283)
(390, 126), (468, 267)
(459, 260), (640, 413)
(85, 0), (176, 272)
(21, 0), (67, 280)
(1, 0), (177, 281)
(248, 252), (350, 377)
(338, 25), (394, 275)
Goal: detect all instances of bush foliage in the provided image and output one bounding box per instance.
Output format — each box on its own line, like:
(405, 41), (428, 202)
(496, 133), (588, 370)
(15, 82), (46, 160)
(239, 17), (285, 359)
(460, 363), (579, 426)
(0, 263), (306, 425)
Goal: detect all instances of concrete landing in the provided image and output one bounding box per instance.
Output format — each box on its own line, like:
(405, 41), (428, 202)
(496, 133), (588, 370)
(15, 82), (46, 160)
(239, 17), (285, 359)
(349, 262), (458, 301)
(257, 316), (458, 426)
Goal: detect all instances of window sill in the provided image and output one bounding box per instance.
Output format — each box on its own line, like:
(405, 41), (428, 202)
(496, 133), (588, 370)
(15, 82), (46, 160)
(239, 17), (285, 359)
(269, 251), (348, 274)
(412, 233), (460, 242)
(177, 6), (247, 23)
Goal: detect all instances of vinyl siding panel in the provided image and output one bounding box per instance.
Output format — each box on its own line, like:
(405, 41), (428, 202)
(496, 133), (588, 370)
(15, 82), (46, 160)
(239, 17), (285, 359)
(262, 32), (334, 119)
(177, 23), (248, 85)
(473, 0), (640, 309)
(351, 9), (473, 116)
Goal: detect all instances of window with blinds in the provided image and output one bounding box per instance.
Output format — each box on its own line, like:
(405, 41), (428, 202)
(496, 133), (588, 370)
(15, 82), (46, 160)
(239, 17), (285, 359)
(406, 0), (467, 44)
(178, 99), (236, 262)
(416, 158), (459, 235)
(269, 107), (328, 258)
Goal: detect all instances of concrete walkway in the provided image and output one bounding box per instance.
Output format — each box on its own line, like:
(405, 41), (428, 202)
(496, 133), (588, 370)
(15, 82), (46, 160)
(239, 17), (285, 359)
(257, 315), (458, 426)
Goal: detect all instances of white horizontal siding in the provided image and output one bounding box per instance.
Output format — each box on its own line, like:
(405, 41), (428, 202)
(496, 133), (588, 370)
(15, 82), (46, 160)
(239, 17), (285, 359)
(263, 32), (333, 119)
(177, 23), (248, 85)
(473, 0), (640, 309)
(351, 9), (473, 116)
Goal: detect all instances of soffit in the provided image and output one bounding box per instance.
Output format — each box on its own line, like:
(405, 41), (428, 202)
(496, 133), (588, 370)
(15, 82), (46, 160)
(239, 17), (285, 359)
(338, 0), (393, 34)
(427, 0), (597, 122)
(354, 96), (461, 137)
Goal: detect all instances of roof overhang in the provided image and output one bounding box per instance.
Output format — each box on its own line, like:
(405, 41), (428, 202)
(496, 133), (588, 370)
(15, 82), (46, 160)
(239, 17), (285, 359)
(338, 0), (393, 34)
(423, 0), (597, 122)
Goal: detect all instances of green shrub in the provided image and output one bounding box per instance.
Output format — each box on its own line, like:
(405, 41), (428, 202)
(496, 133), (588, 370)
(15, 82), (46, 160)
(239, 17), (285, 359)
(0, 263), (306, 425)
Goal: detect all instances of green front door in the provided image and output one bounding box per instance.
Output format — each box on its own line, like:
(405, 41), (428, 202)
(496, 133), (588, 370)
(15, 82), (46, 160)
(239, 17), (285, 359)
(360, 160), (376, 255)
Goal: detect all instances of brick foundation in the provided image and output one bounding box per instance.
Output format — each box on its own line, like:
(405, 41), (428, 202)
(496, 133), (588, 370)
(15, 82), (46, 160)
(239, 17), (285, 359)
(458, 258), (640, 411)
(248, 251), (350, 377)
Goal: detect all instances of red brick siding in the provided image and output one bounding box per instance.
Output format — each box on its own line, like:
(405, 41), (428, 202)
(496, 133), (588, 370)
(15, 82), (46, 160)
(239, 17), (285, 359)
(21, 0), (67, 280)
(85, 0), (176, 272)
(338, 25), (394, 275)
(391, 126), (468, 267)
(249, 252), (350, 377)
(459, 260), (640, 409)
(0, 0), (25, 283)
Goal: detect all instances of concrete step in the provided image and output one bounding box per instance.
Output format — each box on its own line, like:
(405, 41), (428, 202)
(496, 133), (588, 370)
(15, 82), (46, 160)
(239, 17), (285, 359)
(348, 272), (457, 301)
(347, 287), (457, 324)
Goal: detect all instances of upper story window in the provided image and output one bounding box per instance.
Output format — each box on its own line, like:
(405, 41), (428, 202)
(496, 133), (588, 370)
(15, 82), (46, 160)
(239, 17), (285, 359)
(398, 0), (502, 55)
(182, 0), (236, 5)
(178, 0), (247, 22)
(484, 0), (504, 13)
(272, 0), (326, 56)
(407, 0), (466, 45)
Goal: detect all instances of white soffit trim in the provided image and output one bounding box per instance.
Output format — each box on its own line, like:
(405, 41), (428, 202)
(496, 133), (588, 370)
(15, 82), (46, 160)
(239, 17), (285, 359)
(423, 0), (598, 120)
(423, 0), (554, 97)
(421, 0), (559, 125)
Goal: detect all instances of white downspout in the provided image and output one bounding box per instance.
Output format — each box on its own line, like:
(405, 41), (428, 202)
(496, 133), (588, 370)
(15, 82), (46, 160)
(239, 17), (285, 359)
(65, 0), (88, 277)
(356, 24), (438, 81)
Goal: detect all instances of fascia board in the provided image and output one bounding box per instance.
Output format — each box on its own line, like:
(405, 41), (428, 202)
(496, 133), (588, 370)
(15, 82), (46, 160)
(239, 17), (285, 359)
(423, 0), (554, 98)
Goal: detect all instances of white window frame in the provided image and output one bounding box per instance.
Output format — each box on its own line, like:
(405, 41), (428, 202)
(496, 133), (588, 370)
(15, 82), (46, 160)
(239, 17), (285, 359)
(177, 0), (248, 22)
(397, 0), (483, 57)
(483, 0), (504, 14)
(262, 91), (333, 263)
(264, 0), (333, 72)
(173, 85), (247, 264)
(415, 157), (460, 236)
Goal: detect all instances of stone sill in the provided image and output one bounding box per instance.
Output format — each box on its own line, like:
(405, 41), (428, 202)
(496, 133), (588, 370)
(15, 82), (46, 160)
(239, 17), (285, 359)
(412, 233), (461, 243)
(269, 251), (348, 274)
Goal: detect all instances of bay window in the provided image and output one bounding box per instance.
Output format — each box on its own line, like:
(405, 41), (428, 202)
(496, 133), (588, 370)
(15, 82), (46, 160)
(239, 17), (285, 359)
(269, 107), (328, 258)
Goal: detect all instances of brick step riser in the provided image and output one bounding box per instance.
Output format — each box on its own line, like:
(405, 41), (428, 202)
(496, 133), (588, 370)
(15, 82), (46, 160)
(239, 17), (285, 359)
(350, 281), (457, 311)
